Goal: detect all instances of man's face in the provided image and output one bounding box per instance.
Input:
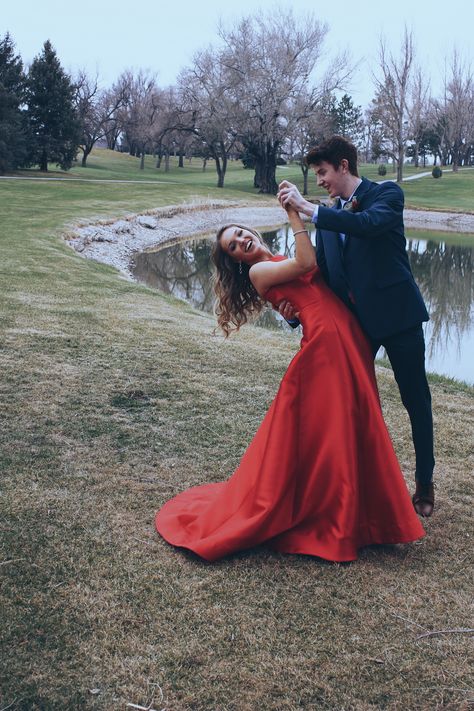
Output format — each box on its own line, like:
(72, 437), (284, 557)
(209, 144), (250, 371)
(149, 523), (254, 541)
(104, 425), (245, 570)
(312, 160), (347, 199)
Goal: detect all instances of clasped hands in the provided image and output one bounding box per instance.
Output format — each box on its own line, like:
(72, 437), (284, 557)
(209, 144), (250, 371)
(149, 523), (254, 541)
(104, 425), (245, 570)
(277, 180), (306, 214)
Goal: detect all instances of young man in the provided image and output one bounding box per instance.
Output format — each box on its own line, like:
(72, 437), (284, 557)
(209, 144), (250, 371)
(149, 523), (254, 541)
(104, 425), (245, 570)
(278, 135), (435, 516)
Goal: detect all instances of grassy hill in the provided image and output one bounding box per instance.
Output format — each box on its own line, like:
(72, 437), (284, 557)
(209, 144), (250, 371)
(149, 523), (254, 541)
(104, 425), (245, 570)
(1, 150), (473, 709)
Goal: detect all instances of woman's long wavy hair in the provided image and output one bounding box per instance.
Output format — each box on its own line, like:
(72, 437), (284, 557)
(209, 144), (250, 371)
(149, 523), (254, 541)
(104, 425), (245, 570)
(212, 224), (268, 337)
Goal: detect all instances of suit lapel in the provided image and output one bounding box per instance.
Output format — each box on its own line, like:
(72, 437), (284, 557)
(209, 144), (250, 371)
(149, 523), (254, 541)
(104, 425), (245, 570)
(352, 176), (371, 203)
(341, 177), (371, 251)
(331, 198), (343, 254)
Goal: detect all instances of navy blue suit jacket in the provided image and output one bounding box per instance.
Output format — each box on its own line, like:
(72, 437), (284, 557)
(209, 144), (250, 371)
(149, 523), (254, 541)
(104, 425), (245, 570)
(315, 177), (429, 341)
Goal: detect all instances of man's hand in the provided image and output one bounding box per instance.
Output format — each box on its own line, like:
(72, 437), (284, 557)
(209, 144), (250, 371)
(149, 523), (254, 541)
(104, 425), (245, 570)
(277, 299), (299, 322)
(278, 180), (314, 217)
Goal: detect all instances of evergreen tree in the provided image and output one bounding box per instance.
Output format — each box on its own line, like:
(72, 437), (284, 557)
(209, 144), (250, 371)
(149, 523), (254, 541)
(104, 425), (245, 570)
(333, 94), (363, 144)
(25, 40), (81, 171)
(0, 33), (27, 173)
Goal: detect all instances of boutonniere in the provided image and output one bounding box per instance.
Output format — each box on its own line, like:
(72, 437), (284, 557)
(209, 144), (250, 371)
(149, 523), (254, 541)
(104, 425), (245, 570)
(343, 197), (360, 212)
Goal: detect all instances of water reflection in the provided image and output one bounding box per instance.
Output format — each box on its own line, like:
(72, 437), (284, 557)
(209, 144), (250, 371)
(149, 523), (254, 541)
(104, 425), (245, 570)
(133, 240), (216, 313)
(131, 227), (474, 384)
(407, 239), (474, 358)
(132, 229), (300, 332)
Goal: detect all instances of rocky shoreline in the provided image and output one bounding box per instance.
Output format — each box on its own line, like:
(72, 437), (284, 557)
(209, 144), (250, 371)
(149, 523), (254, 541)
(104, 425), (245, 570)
(65, 199), (474, 279)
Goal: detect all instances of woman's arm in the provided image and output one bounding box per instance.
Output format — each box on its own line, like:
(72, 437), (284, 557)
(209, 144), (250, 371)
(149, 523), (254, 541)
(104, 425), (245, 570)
(249, 208), (316, 297)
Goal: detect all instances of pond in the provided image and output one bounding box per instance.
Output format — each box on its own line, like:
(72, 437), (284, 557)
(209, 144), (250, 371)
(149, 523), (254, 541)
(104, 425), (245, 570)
(131, 226), (474, 385)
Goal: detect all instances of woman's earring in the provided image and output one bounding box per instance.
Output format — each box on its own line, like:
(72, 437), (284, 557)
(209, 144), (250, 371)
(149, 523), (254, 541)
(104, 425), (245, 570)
(239, 262), (243, 275)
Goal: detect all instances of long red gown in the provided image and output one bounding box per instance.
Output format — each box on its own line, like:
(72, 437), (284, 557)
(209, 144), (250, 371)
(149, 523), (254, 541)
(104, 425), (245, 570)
(155, 258), (425, 561)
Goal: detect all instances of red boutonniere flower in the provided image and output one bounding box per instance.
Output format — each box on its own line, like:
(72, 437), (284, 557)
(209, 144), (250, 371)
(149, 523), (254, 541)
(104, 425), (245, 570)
(343, 197), (360, 212)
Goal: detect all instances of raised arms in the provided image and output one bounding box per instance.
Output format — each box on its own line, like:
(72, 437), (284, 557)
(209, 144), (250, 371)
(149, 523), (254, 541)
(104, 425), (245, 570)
(249, 208), (315, 297)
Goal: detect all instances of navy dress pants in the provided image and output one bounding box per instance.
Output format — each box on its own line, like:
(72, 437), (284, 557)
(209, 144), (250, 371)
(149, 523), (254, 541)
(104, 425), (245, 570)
(370, 324), (435, 485)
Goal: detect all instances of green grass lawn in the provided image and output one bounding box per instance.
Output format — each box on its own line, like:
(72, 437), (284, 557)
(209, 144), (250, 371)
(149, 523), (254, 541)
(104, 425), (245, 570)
(1, 150), (473, 710)
(9, 148), (474, 210)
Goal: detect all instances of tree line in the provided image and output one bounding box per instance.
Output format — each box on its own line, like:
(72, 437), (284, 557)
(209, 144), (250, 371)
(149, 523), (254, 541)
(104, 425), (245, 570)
(1, 13), (473, 192)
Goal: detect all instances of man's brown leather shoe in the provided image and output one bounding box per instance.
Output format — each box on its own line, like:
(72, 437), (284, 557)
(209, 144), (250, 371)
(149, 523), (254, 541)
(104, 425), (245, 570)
(412, 481), (435, 517)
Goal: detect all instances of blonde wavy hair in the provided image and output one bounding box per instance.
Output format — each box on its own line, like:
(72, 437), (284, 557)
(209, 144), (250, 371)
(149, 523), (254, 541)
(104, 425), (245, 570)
(212, 224), (268, 337)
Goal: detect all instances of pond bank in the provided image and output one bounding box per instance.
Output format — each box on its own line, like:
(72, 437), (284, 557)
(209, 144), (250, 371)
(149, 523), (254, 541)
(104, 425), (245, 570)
(65, 199), (474, 278)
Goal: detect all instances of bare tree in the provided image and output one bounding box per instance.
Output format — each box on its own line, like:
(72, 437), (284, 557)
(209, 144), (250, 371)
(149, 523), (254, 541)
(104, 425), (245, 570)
(285, 91), (337, 194)
(433, 52), (473, 170)
(406, 67), (430, 168)
(372, 27), (415, 181)
(149, 86), (196, 172)
(101, 74), (131, 151)
(218, 9), (350, 194)
(179, 48), (237, 188)
(75, 70), (127, 166)
(119, 69), (160, 168)
(359, 107), (387, 164)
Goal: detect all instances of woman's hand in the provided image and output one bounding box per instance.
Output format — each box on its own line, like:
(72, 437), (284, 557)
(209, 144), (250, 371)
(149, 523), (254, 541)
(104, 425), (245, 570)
(278, 181), (315, 218)
(285, 205), (300, 219)
(278, 193), (299, 218)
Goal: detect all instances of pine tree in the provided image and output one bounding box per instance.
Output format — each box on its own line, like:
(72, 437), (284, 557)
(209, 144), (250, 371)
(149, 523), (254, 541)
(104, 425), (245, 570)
(333, 94), (363, 144)
(25, 40), (81, 171)
(0, 33), (27, 173)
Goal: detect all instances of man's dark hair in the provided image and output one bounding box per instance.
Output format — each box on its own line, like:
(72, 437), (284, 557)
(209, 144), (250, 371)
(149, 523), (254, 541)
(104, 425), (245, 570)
(306, 135), (359, 176)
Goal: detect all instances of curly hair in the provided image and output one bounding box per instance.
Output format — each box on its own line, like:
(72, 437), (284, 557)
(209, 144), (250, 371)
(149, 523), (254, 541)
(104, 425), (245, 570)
(212, 224), (267, 337)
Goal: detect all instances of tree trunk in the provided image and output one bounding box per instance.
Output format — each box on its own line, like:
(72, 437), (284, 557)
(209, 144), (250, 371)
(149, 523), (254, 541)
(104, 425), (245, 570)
(178, 151), (184, 168)
(215, 153), (227, 188)
(81, 145), (92, 167)
(301, 164), (309, 195)
(255, 152), (278, 194)
(140, 152), (145, 170)
(452, 143), (460, 172)
(155, 144), (162, 168)
(108, 133), (117, 150)
(396, 142), (404, 182)
(413, 141), (419, 168)
(202, 158), (207, 172)
(40, 149), (48, 172)
(253, 162), (262, 189)
(216, 164), (223, 187)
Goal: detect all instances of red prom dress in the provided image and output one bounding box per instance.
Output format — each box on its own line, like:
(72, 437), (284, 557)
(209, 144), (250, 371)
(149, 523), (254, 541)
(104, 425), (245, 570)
(155, 257), (425, 561)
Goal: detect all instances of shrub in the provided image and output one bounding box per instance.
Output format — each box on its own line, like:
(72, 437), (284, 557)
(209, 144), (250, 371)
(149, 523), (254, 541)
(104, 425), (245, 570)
(432, 165), (442, 178)
(377, 164), (387, 176)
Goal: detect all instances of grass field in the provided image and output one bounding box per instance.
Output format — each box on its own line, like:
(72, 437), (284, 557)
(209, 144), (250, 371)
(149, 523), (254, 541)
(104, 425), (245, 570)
(10, 148), (474, 213)
(1, 150), (473, 710)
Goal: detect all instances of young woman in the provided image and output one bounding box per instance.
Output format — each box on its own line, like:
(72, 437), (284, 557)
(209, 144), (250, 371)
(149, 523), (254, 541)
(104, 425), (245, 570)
(155, 207), (424, 562)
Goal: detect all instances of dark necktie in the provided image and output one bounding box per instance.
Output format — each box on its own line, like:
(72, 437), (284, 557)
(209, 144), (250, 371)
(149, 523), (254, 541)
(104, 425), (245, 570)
(336, 199), (346, 246)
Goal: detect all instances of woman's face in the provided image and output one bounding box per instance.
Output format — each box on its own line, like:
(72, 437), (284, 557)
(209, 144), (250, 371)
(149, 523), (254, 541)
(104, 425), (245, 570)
(219, 226), (269, 265)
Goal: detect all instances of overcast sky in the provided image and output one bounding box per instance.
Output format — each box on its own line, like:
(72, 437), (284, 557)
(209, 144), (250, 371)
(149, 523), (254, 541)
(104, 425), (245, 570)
(4, 0), (473, 108)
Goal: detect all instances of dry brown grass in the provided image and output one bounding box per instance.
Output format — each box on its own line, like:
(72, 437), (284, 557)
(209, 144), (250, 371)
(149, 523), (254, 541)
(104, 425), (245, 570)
(1, 166), (473, 709)
(1, 269), (473, 710)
